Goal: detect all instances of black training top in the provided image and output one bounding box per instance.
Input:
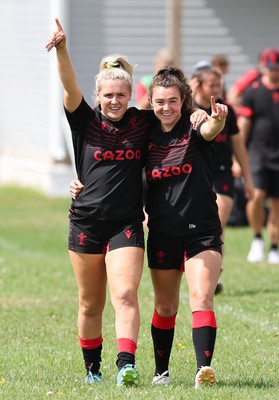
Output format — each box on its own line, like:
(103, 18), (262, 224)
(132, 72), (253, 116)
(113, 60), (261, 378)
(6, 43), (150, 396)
(145, 111), (221, 236)
(238, 78), (279, 172)
(65, 97), (155, 221)
(195, 99), (238, 171)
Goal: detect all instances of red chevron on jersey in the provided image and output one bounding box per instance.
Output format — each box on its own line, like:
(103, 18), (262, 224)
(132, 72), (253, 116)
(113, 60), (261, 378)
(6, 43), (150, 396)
(125, 230), (132, 239)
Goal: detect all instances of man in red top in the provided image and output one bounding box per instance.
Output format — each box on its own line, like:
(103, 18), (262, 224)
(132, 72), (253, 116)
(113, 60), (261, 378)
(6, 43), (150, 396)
(237, 48), (279, 264)
(227, 48), (274, 109)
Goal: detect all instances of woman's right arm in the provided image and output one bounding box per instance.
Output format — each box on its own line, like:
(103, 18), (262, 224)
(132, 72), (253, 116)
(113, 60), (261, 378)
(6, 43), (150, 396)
(69, 179), (84, 200)
(46, 18), (82, 112)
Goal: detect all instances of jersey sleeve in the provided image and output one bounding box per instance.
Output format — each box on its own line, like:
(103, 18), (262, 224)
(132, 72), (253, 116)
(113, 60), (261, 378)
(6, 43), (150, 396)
(194, 119), (212, 142)
(64, 97), (93, 134)
(237, 85), (255, 118)
(226, 104), (239, 135)
(232, 69), (259, 95)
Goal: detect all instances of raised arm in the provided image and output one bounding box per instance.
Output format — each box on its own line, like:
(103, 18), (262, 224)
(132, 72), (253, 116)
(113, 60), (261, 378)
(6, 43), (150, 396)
(46, 18), (82, 112)
(200, 96), (228, 141)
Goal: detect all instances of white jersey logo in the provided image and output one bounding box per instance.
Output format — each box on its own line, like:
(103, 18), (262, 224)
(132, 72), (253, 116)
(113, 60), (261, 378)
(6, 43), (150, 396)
(189, 224), (196, 229)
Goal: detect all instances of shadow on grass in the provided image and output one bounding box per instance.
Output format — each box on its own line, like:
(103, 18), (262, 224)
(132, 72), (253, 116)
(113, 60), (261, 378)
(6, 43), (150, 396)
(218, 379), (278, 389)
(222, 287), (279, 297)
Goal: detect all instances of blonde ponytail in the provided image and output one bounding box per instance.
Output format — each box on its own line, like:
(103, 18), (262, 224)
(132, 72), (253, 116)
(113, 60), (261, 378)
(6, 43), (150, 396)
(95, 54), (134, 103)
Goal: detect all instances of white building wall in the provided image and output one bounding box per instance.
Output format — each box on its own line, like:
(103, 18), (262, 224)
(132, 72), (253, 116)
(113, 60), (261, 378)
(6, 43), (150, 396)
(0, 0), (278, 196)
(182, 0), (279, 88)
(0, 0), (74, 197)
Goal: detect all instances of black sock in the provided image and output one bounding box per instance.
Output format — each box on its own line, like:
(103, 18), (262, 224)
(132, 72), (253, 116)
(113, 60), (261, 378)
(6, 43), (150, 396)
(82, 345), (102, 374)
(192, 326), (216, 371)
(255, 233), (262, 239)
(116, 352), (135, 370)
(270, 244), (278, 250)
(151, 325), (174, 375)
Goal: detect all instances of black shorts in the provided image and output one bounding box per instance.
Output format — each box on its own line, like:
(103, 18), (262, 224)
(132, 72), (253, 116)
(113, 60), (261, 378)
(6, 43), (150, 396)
(147, 229), (223, 270)
(213, 165), (235, 199)
(68, 214), (145, 254)
(252, 168), (279, 197)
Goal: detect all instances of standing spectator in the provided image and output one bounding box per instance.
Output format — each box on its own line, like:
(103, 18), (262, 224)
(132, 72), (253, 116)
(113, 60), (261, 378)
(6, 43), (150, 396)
(136, 49), (175, 224)
(210, 54), (230, 99)
(135, 48), (175, 109)
(191, 66), (254, 293)
(145, 67), (228, 388)
(237, 48), (279, 264)
(211, 54), (230, 76)
(227, 48), (273, 109)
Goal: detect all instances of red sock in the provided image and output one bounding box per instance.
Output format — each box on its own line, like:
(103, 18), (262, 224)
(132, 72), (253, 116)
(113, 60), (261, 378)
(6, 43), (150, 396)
(151, 309), (176, 375)
(79, 336), (103, 374)
(152, 309), (176, 330)
(116, 338), (137, 370)
(117, 338), (137, 354)
(192, 311), (217, 370)
(79, 336), (103, 349)
(192, 310), (217, 329)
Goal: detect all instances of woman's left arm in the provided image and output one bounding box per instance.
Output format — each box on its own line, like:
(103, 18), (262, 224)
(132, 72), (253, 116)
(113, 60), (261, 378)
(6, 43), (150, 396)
(200, 96), (228, 141)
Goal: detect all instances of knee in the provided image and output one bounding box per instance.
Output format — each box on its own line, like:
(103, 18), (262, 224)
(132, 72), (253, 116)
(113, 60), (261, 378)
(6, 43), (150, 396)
(155, 300), (178, 317)
(249, 192), (265, 207)
(113, 287), (138, 308)
(190, 291), (213, 311)
(79, 299), (104, 318)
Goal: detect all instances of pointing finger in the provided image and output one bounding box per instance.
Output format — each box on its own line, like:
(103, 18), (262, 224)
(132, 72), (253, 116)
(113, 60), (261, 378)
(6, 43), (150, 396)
(55, 18), (63, 32)
(210, 96), (217, 114)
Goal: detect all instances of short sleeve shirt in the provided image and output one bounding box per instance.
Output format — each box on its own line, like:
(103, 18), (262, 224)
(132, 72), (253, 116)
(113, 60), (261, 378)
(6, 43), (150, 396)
(65, 98), (155, 221)
(238, 78), (279, 171)
(145, 112), (221, 236)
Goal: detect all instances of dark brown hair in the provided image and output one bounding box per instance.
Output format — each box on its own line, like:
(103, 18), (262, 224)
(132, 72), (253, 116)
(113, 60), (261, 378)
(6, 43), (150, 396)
(191, 65), (222, 85)
(148, 66), (193, 111)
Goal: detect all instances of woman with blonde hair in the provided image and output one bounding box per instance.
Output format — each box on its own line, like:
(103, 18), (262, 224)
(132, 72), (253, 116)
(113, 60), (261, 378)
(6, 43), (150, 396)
(46, 18), (156, 386)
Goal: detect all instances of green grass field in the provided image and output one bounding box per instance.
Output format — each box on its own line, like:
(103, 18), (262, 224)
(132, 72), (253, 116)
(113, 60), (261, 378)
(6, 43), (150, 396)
(0, 186), (278, 399)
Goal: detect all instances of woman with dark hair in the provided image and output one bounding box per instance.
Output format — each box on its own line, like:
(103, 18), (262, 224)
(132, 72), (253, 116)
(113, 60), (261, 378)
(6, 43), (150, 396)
(146, 67), (227, 388)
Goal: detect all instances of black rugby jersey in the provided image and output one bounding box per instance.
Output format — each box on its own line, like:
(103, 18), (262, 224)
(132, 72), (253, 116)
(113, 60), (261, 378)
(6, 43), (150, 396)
(238, 78), (279, 171)
(145, 112), (221, 236)
(195, 99), (238, 171)
(65, 97), (155, 221)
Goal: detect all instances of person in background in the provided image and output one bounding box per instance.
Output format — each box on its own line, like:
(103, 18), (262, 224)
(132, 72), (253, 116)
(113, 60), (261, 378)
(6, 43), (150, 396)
(210, 54), (230, 99)
(191, 66), (254, 294)
(145, 67), (228, 388)
(135, 48), (175, 109)
(237, 48), (279, 264)
(136, 48), (176, 225)
(227, 48), (274, 109)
